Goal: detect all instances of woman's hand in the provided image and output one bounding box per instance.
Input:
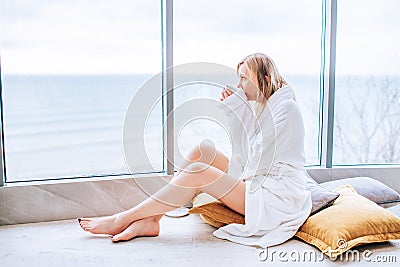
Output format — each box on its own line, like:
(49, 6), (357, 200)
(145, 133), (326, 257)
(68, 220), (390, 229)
(220, 86), (234, 101)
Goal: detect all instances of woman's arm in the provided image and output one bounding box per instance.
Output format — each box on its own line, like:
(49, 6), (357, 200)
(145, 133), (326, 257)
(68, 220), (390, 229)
(219, 87), (258, 180)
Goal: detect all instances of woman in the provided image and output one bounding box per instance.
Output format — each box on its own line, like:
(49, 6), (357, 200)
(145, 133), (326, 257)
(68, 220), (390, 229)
(79, 53), (312, 248)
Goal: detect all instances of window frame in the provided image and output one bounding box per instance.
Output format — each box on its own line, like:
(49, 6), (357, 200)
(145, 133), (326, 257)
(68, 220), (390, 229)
(0, 0), (167, 184)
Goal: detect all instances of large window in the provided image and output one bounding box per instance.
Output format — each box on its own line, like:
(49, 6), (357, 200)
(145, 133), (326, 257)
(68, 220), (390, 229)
(174, 0), (322, 166)
(333, 0), (400, 165)
(0, 0), (163, 182)
(1, 1), (398, 185)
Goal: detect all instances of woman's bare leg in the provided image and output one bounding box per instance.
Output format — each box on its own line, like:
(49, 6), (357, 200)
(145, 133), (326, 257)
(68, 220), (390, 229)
(80, 168), (243, 235)
(109, 142), (231, 242)
(79, 141), (234, 238)
(124, 161), (244, 216)
(81, 164), (244, 236)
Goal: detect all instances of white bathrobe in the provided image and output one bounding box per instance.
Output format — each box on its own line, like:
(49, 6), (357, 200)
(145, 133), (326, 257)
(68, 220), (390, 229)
(213, 85), (312, 248)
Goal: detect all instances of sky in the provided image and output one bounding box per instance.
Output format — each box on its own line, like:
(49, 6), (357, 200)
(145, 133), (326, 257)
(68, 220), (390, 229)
(0, 0), (399, 75)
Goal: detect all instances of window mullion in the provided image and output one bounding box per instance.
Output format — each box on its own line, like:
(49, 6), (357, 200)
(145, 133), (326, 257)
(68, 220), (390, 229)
(163, 0), (174, 175)
(320, 0), (337, 168)
(0, 56), (4, 186)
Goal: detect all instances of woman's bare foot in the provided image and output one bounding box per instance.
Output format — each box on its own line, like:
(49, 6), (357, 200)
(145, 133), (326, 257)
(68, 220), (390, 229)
(110, 217), (160, 242)
(78, 214), (130, 236)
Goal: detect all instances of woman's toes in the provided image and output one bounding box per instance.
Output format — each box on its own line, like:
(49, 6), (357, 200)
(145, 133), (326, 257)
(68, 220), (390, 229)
(110, 226), (136, 242)
(78, 222), (86, 230)
(79, 221), (92, 232)
(110, 234), (123, 242)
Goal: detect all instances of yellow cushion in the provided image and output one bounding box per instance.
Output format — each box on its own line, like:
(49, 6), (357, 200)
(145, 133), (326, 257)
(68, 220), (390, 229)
(188, 193), (244, 227)
(295, 185), (400, 257)
(198, 214), (227, 228)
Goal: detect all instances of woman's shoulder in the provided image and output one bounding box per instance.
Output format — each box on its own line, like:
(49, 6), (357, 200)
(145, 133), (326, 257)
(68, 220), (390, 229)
(270, 97), (298, 118)
(279, 97), (297, 109)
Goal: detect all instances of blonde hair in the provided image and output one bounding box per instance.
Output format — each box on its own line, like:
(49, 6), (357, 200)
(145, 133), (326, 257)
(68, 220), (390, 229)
(237, 53), (287, 116)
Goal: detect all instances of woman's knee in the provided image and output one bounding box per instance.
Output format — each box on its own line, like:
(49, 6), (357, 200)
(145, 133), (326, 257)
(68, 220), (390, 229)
(188, 140), (217, 162)
(184, 162), (210, 174)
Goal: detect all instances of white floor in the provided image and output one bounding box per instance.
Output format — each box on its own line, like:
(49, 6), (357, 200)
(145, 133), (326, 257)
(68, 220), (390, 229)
(0, 213), (399, 267)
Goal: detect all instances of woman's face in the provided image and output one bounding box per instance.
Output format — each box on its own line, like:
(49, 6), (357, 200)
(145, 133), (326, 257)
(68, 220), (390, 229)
(237, 63), (259, 101)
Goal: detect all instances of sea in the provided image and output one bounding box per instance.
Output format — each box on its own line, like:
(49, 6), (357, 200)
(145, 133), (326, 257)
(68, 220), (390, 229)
(1, 74), (398, 182)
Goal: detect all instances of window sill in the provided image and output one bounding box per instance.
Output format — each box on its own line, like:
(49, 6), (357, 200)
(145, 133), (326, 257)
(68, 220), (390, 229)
(3, 172), (172, 188)
(0, 172), (173, 226)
